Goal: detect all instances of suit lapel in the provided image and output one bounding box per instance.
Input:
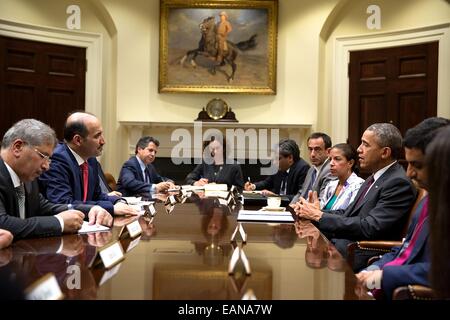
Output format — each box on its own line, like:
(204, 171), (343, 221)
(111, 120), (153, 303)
(63, 144), (84, 200)
(0, 160), (20, 218)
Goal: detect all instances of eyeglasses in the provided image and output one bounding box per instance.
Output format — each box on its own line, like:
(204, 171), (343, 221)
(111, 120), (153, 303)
(34, 148), (52, 164)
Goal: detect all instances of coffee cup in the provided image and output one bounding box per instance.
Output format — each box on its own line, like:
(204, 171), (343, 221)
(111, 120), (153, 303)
(267, 196), (281, 208)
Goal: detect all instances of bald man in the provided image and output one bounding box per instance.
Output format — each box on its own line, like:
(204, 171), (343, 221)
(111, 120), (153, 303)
(39, 112), (137, 217)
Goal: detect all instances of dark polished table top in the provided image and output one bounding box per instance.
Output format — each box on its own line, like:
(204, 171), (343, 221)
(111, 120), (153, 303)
(0, 193), (371, 300)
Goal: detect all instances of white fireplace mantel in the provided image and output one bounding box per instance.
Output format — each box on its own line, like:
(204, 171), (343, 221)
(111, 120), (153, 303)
(119, 121), (312, 158)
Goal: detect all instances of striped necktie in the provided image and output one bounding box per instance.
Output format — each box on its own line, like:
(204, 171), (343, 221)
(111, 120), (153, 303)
(15, 183), (25, 219)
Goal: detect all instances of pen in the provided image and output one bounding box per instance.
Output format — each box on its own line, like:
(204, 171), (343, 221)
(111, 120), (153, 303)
(247, 177), (251, 183)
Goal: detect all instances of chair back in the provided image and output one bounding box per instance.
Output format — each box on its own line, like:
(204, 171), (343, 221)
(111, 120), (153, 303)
(401, 187), (427, 237)
(104, 172), (117, 191)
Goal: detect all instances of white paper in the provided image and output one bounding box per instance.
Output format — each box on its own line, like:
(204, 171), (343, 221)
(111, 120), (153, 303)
(122, 196), (142, 205)
(204, 184), (228, 191)
(181, 185), (205, 191)
(237, 209), (294, 223)
(78, 221), (110, 234)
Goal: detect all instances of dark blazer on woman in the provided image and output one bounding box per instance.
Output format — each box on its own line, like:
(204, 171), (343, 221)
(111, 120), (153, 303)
(185, 161), (244, 190)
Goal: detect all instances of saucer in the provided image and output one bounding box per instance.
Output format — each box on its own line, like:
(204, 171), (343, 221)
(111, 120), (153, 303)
(261, 206), (285, 212)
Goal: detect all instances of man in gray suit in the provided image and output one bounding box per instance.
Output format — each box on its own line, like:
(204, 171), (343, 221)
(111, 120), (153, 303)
(291, 132), (335, 204)
(295, 123), (416, 271)
(0, 119), (112, 239)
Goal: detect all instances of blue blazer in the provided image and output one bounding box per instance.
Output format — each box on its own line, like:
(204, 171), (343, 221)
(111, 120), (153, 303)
(116, 156), (165, 197)
(373, 196), (430, 300)
(39, 143), (119, 214)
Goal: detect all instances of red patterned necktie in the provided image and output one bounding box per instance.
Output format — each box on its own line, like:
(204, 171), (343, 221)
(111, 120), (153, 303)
(80, 162), (89, 202)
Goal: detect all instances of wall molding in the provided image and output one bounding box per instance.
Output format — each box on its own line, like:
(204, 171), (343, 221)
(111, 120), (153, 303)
(332, 23), (450, 143)
(0, 19), (103, 119)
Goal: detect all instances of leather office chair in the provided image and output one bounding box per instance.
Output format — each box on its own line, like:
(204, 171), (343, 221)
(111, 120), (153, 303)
(347, 187), (434, 300)
(347, 188), (427, 269)
(392, 285), (435, 300)
(104, 172), (117, 191)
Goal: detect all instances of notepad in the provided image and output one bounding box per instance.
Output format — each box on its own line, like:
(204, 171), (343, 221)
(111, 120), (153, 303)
(78, 221), (111, 234)
(237, 209), (295, 223)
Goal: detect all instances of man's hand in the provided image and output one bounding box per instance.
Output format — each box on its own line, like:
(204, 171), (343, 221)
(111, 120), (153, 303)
(108, 191), (122, 197)
(261, 189), (276, 196)
(155, 181), (173, 193)
(0, 229), (13, 249)
(88, 205), (113, 227)
(194, 178), (209, 186)
(244, 182), (255, 191)
(56, 210), (85, 233)
(113, 202), (139, 216)
(295, 196), (323, 221)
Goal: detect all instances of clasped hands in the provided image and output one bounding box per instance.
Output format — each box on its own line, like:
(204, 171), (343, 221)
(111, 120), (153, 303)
(290, 191), (323, 221)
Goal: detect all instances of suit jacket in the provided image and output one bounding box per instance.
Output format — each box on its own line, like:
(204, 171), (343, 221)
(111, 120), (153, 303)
(185, 161), (244, 190)
(39, 143), (119, 215)
(291, 157), (335, 203)
(254, 158), (310, 200)
(318, 163), (417, 258)
(116, 156), (166, 197)
(0, 159), (65, 239)
(97, 162), (112, 194)
(369, 197), (430, 300)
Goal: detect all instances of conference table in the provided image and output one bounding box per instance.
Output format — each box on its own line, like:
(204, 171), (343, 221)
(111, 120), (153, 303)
(0, 192), (371, 300)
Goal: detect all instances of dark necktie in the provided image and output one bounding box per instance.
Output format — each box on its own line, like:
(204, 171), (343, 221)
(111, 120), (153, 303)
(144, 167), (151, 184)
(354, 175), (375, 207)
(15, 183), (25, 219)
(80, 162), (89, 202)
(280, 171), (288, 195)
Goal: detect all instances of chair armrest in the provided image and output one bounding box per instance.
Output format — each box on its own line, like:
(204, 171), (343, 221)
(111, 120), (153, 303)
(357, 241), (402, 252)
(393, 285), (435, 300)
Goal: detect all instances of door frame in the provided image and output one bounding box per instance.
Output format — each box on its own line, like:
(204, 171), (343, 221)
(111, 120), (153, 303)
(332, 23), (450, 143)
(0, 19), (102, 120)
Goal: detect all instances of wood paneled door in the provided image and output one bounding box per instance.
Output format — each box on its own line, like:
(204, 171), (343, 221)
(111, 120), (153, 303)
(0, 36), (86, 140)
(348, 42), (438, 151)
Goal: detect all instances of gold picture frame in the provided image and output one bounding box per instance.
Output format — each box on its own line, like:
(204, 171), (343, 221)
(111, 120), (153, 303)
(159, 0), (278, 94)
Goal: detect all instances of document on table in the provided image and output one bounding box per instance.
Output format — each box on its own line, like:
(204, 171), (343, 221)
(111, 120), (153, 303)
(78, 221), (111, 234)
(237, 210), (295, 223)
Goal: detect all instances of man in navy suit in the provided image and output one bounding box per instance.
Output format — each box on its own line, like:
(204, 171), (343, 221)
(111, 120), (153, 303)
(244, 139), (310, 200)
(295, 123), (417, 271)
(39, 112), (137, 216)
(355, 117), (449, 300)
(116, 136), (174, 197)
(1, 119), (112, 239)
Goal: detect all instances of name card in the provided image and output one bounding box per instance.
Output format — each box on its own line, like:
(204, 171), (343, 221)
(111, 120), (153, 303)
(147, 203), (156, 216)
(99, 241), (125, 269)
(168, 195), (177, 204)
(126, 220), (142, 238)
(218, 198), (228, 206)
(26, 273), (64, 300)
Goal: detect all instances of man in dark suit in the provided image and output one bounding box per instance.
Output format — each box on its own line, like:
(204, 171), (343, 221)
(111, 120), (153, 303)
(355, 117), (449, 300)
(295, 123), (417, 271)
(116, 136), (174, 197)
(244, 139), (309, 200)
(1, 119), (112, 239)
(39, 112), (137, 216)
(291, 132), (335, 204)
